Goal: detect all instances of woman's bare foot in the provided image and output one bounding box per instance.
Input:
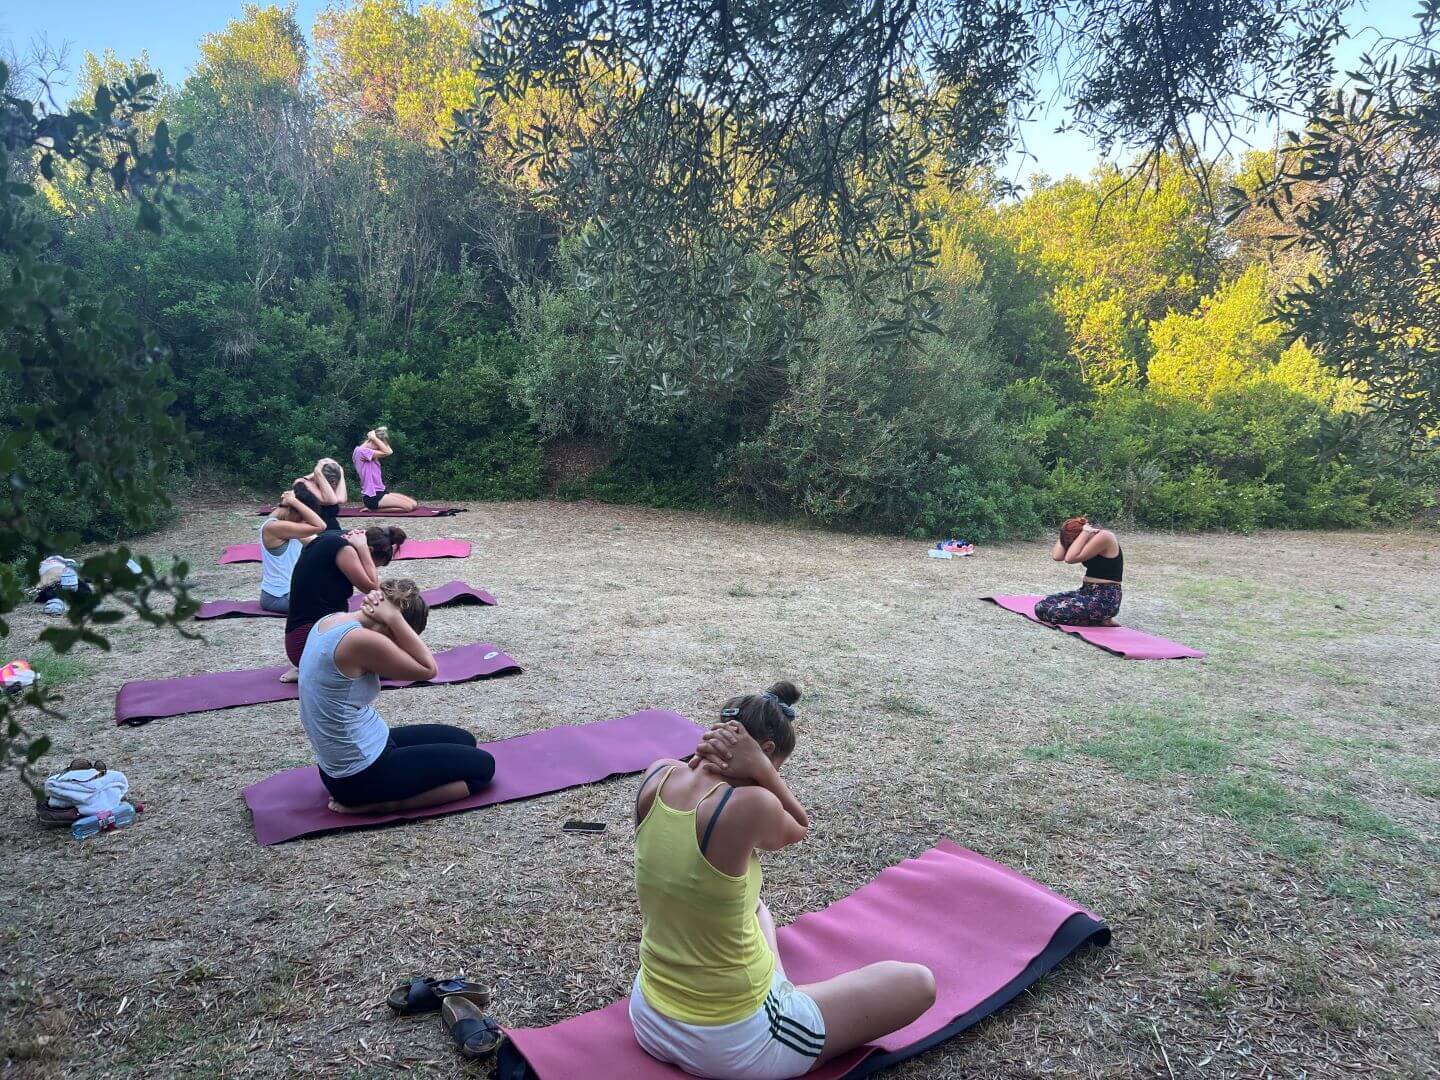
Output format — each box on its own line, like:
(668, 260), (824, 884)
(1101, 618), (1120, 627)
(328, 797), (398, 814)
(279, 666), (299, 683)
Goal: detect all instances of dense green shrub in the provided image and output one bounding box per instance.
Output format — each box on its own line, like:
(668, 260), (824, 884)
(723, 287), (1045, 538)
(379, 334), (543, 500)
(1036, 385), (1430, 531)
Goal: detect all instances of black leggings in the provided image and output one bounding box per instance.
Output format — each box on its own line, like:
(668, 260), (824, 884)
(321, 724), (495, 807)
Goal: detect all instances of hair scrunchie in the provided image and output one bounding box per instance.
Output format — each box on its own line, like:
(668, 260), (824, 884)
(760, 691), (795, 720)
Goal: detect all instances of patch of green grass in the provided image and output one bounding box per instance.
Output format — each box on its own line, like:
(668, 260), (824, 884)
(726, 581), (757, 598)
(1022, 741), (1072, 763)
(1199, 775), (1325, 860)
(878, 692), (931, 717)
(1311, 790), (1411, 841)
(1386, 757), (1440, 798)
(1076, 705), (1231, 780)
(1198, 976), (1239, 1011)
(25, 648), (96, 687)
(1170, 576), (1261, 603)
(1323, 875), (1401, 917)
(1292, 660), (1370, 688)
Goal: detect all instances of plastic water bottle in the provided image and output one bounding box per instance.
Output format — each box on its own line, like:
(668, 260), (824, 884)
(71, 802), (139, 840)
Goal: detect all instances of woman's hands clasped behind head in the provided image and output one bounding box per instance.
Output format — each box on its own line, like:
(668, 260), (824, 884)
(690, 720), (775, 782)
(359, 589), (405, 632)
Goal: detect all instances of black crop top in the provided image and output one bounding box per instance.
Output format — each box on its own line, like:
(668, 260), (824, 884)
(286, 532), (355, 631)
(1083, 545), (1123, 582)
(318, 502), (342, 532)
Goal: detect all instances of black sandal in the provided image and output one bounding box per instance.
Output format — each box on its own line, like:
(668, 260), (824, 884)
(441, 996), (503, 1060)
(387, 976), (492, 1016)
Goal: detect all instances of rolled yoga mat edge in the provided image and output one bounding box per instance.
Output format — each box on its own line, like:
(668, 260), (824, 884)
(243, 708), (706, 845)
(195, 581), (497, 620)
(115, 642), (520, 725)
(982, 594), (1205, 660)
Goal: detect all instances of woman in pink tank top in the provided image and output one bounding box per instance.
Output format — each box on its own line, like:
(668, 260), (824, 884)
(352, 426), (418, 512)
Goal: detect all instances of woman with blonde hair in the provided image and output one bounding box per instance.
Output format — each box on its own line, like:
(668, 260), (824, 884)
(352, 427), (418, 513)
(298, 579), (495, 815)
(1035, 516), (1124, 626)
(298, 458), (348, 531)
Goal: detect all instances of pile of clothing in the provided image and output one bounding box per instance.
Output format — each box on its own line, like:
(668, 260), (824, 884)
(36, 758), (129, 828)
(1, 659), (36, 694)
(929, 538), (976, 559)
(35, 555), (91, 615)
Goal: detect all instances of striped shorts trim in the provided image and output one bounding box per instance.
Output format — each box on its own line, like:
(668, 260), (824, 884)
(629, 971), (827, 1079)
(763, 989), (823, 1058)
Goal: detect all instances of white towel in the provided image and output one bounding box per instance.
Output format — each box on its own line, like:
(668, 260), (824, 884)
(44, 768), (129, 816)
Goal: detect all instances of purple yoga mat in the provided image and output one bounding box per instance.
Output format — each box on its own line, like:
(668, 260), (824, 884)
(219, 538), (471, 564)
(195, 581), (497, 620)
(115, 642), (519, 725)
(497, 840), (1110, 1080)
(256, 505), (464, 517)
(983, 595), (1205, 660)
(243, 709), (705, 845)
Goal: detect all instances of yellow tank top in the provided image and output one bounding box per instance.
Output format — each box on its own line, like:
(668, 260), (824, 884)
(635, 769), (775, 1025)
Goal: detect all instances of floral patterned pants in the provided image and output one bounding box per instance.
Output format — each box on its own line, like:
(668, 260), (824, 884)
(1034, 583), (1122, 626)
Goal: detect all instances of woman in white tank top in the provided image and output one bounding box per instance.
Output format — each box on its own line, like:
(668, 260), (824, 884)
(260, 486), (327, 618)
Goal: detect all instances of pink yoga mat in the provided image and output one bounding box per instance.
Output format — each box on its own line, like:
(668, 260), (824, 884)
(195, 581), (496, 620)
(243, 709), (705, 845)
(115, 642), (519, 725)
(219, 538), (471, 564)
(497, 840), (1110, 1080)
(256, 505), (464, 517)
(983, 595), (1205, 660)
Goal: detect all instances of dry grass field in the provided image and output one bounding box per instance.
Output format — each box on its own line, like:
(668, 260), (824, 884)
(2, 499), (1436, 1078)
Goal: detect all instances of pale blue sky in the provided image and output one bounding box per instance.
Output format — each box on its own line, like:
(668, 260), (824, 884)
(1, 1), (1422, 183)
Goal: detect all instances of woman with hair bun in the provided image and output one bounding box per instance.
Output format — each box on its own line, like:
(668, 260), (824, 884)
(627, 681), (936, 1078)
(353, 426), (418, 513)
(280, 526), (407, 681)
(298, 578), (495, 814)
(1035, 516), (1124, 626)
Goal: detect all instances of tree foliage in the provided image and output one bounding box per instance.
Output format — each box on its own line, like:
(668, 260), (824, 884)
(1245, 1), (1440, 435)
(1, 60), (196, 783)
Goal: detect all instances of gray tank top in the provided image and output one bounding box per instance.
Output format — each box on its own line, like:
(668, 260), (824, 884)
(298, 618), (389, 778)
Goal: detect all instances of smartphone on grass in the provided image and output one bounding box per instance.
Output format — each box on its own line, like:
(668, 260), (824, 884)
(561, 820), (607, 834)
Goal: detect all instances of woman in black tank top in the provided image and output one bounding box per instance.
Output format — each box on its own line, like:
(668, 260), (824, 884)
(1035, 516), (1123, 626)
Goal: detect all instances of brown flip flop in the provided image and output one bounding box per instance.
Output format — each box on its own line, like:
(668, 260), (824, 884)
(441, 996), (503, 1060)
(387, 976), (492, 1016)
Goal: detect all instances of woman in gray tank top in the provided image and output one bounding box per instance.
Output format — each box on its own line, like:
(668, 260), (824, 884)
(298, 579), (495, 814)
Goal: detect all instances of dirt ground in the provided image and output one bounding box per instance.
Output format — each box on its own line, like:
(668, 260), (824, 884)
(1, 499), (1437, 1079)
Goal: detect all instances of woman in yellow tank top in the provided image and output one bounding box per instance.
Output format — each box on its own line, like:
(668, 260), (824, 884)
(629, 681), (935, 1079)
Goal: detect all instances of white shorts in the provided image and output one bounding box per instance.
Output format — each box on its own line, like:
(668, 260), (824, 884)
(629, 971), (827, 1080)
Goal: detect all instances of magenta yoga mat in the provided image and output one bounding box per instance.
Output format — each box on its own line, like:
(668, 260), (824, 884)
(115, 642), (520, 725)
(496, 840), (1110, 1080)
(983, 595), (1205, 660)
(243, 709), (705, 845)
(256, 505), (465, 517)
(219, 538), (471, 564)
(195, 581), (497, 620)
